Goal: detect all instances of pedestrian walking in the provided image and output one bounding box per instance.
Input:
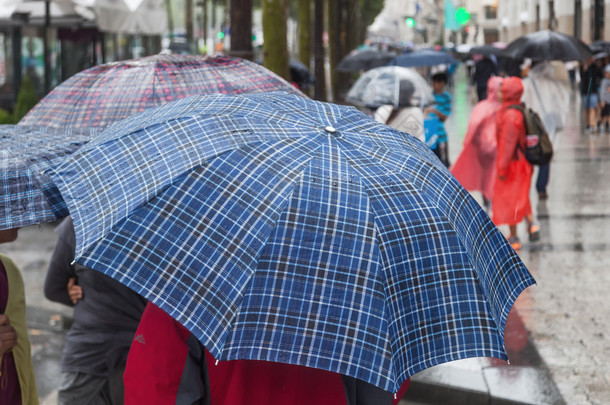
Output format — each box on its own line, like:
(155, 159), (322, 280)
(124, 302), (411, 405)
(598, 64), (610, 132)
(472, 56), (498, 101)
(450, 76), (504, 210)
(424, 72), (452, 166)
(375, 79), (425, 141)
(580, 57), (603, 132)
(44, 216), (147, 405)
(0, 228), (39, 405)
(521, 61), (570, 200)
(492, 76), (540, 250)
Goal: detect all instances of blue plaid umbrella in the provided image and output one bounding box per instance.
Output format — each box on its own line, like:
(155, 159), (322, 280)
(49, 92), (535, 393)
(0, 125), (98, 230)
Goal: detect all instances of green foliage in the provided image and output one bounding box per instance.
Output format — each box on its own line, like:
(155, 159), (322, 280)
(0, 108), (14, 124)
(13, 75), (39, 123)
(360, 0), (384, 28)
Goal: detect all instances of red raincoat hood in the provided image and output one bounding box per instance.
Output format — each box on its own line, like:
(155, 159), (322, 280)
(501, 76), (524, 104)
(486, 76), (503, 102)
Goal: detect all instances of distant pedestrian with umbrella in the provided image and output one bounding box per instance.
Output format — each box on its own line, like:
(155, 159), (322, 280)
(374, 79), (425, 141)
(521, 61), (570, 200)
(451, 76), (504, 210)
(424, 72), (452, 166)
(493, 77), (540, 250)
(472, 56), (498, 101)
(580, 57), (603, 132)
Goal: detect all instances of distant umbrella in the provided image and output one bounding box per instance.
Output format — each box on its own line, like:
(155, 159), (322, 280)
(502, 30), (593, 61)
(389, 49), (458, 68)
(469, 44), (505, 57)
(336, 48), (397, 72)
(590, 40), (610, 54)
(345, 66), (434, 109)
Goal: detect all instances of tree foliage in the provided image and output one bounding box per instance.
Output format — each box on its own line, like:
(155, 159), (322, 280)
(13, 75), (39, 123)
(360, 0), (384, 33)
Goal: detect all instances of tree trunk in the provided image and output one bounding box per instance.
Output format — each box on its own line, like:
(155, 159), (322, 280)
(327, 0), (340, 101)
(313, 0), (325, 100)
(165, 0), (174, 39)
(298, 0), (311, 68)
(230, 0), (254, 60)
(202, 0), (208, 49)
(186, 0), (194, 47)
(262, 0), (290, 81)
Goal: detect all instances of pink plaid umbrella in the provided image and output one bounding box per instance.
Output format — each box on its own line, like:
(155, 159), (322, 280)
(19, 54), (303, 129)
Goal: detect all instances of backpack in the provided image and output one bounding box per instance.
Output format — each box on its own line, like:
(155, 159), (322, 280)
(507, 103), (553, 165)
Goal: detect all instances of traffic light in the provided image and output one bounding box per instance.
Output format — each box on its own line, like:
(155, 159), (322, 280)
(405, 17), (416, 27)
(217, 31), (225, 40)
(455, 7), (470, 25)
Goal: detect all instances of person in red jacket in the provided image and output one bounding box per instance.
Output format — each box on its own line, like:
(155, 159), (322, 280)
(124, 301), (410, 405)
(492, 76), (540, 250)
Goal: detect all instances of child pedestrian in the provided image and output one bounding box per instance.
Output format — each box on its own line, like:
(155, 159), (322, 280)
(424, 72), (452, 166)
(599, 64), (610, 133)
(0, 228), (39, 405)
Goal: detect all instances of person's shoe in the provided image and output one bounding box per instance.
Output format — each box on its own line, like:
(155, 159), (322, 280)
(508, 236), (521, 250)
(528, 224), (540, 242)
(538, 191), (548, 200)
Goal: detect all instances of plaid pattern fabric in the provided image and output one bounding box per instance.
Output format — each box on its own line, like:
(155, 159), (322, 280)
(19, 55), (303, 129)
(50, 93), (535, 393)
(0, 125), (97, 230)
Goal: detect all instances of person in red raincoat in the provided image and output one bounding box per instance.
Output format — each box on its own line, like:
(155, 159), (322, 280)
(451, 76), (504, 210)
(123, 302), (410, 405)
(492, 76), (539, 250)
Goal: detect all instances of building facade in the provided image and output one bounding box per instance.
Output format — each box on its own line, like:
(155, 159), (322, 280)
(497, 0), (609, 43)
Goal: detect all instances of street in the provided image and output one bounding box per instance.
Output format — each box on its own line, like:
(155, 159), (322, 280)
(1, 67), (609, 404)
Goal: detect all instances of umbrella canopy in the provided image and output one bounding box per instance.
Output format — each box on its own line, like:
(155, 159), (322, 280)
(49, 92), (535, 393)
(501, 30), (593, 61)
(469, 44), (504, 57)
(589, 40), (610, 54)
(389, 49), (458, 68)
(0, 125), (98, 230)
(345, 66), (433, 109)
(19, 54), (304, 129)
(336, 48), (397, 72)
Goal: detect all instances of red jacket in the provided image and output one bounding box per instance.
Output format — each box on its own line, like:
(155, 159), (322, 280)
(492, 76), (533, 226)
(124, 302), (410, 405)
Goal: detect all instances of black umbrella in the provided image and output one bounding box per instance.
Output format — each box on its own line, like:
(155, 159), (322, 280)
(469, 44), (504, 57)
(501, 30), (593, 61)
(590, 40), (610, 54)
(388, 49), (458, 68)
(336, 48), (397, 72)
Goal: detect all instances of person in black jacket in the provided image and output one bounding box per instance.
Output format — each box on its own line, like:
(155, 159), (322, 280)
(580, 57), (603, 132)
(473, 56), (498, 101)
(44, 216), (147, 405)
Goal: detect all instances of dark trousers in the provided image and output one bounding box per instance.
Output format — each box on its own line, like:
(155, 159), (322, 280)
(536, 164), (550, 193)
